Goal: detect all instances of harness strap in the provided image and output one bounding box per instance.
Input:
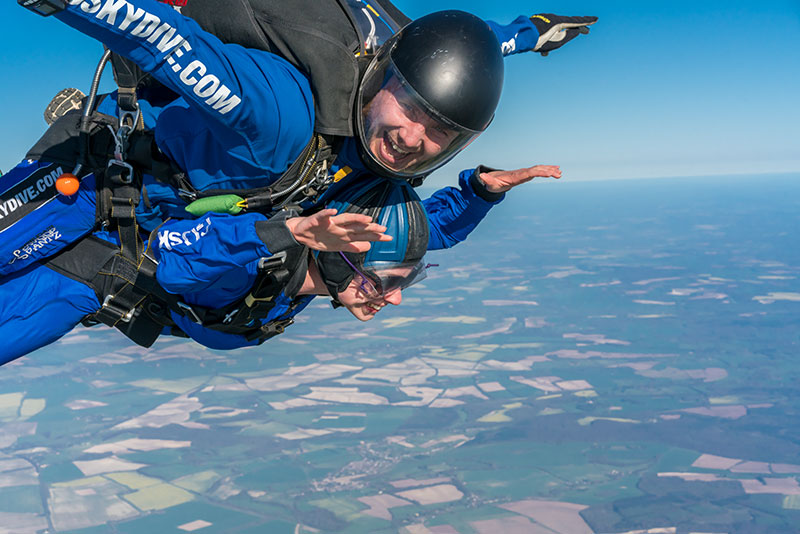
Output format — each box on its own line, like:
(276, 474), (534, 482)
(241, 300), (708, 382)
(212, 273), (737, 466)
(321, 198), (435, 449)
(109, 53), (146, 114)
(45, 236), (172, 347)
(46, 231), (307, 347)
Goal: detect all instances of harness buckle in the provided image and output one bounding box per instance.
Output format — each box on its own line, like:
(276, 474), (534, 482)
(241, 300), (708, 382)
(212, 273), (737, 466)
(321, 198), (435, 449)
(248, 317), (294, 342)
(223, 308), (240, 324)
(257, 251), (287, 273)
(268, 318), (294, 335)
(117, 108), (141, 137)
(178, 189), (198, 202)
(177, 301), (203, 324)
(106, 105), (140, 163)
(107, 159), (135, 184)
(100, 294), (136, 324)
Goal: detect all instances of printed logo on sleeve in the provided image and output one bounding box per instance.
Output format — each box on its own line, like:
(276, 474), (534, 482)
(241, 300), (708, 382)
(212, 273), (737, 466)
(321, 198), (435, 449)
(67, 0), (241, 115)
(7, 226), (63, 266)
(157, 217), (213, 251)
(0, 164), (65, 233)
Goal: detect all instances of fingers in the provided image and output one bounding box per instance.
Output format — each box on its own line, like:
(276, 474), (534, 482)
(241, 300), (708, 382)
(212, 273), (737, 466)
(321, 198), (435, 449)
(341, 241), (373, 253)
(506, 165), (560, 179)
(531, 14), (597, 55)
(527, 164), (562, 178)
(535, 14), (598, 27)
(500, 165), (562, 182)
(291, 210), (395, 252)
(329, 213), (388, 235)
(347, 231), (392, 242)
(329, 212), (375, 226)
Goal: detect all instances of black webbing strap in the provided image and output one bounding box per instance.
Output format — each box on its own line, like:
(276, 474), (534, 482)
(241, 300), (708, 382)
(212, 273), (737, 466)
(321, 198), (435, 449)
(48, 233), (304, 346)
(44, 236), (165, 347)
(25, 108), (118, 173)
(109, 53), (145, 114)
(92, 254), (147, 326)
(180, 244), (307, 343)
(209, 267), (290, 333)
(46, 236), (119, 289)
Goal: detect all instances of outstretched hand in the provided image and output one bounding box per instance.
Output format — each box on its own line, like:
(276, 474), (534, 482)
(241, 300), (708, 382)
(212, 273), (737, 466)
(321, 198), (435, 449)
(530, 14), (598, 56)
(479, 165), (561, 194)
(286, 209), (392, 253)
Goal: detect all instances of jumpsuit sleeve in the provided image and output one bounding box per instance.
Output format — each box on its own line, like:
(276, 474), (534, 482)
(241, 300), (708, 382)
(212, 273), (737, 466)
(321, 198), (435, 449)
(54, 0), (314, 167)
(423, 167), (505, 251)
(152, 212), (302, 294)
(487, 16), (541, 57)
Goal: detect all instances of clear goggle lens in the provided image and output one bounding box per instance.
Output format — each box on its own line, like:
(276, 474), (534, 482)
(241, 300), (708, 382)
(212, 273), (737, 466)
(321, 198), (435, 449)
(339, 254), (434, 298)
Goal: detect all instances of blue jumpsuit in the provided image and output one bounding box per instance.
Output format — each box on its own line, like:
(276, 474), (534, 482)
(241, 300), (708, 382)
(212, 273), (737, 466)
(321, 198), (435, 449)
(0, 0), (544, 363)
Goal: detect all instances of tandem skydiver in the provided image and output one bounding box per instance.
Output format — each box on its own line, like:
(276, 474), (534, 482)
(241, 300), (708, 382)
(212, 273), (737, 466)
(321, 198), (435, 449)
(0, 0), (595, 275)
(0, 0), (595, 359)
(5, 0), (595, 272)
(0, 176), (430, 363)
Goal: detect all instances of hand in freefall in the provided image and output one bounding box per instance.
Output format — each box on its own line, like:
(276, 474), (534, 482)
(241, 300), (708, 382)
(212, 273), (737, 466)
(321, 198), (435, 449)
(530, 14), (598, 56)
(286, 210), (391, 253)
(479, 165), (562, 194)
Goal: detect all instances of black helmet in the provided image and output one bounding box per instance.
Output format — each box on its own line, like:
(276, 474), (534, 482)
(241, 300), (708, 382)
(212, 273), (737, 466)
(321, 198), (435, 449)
(315, 176), (429, 300)
(356, 10), (504, 180)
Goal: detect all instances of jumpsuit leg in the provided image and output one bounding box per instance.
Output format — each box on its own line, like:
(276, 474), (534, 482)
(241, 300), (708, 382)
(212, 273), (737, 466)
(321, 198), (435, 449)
(0, 262), (100, 365)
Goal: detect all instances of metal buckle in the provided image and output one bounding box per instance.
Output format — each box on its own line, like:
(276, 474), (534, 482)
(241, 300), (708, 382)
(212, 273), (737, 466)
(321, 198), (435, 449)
(257, 251), (287, 272)
(17, 0), (65, 16)
(270, 318), (294, 335)
(223, 308), (240, 324)
(177, 301), (203, 324)
(117, 108), (141, 137)
(105, 104), (140, 178)
(107, 159), (135, 184)
(244, 293), (274, 308)
(101, 294), (136, 324)
(178, 189), (198, 202)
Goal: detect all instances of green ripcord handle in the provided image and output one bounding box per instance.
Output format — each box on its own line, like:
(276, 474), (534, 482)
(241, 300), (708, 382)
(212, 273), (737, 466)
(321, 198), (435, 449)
(185, 194), (245, 216)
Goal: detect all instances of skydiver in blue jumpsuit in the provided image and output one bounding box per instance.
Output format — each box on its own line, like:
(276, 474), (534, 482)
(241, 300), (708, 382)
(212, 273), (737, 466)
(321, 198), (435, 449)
(2, 0), (595, 274)
(0, 175), (428, 363)
(0, 0), (596, 362)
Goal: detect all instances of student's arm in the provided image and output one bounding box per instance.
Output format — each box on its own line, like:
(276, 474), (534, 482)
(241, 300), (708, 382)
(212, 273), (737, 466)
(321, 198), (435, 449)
(152, 212), (298, 294)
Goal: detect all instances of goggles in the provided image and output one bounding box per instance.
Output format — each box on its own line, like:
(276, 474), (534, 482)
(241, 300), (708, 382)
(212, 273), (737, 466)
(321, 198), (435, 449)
(338, 253), (434, 299)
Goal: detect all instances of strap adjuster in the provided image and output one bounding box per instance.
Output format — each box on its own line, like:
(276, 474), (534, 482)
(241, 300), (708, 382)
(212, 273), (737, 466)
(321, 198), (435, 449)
(177, 301), (203, 324)
(257, 251), (287, 273)
(99, 294), (136, 324)
(245, 318), (294, 342)
(107, 159), (135, 184)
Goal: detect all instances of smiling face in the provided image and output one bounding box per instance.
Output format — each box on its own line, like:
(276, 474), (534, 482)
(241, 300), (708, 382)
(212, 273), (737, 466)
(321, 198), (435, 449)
(336, 275), (403, 321)
(335, 260), (428, 321)
(363, 77), (459, 173)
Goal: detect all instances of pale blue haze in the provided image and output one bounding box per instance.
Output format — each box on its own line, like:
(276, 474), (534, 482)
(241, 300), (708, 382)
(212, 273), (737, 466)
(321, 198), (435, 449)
(0, 1), (798, 184)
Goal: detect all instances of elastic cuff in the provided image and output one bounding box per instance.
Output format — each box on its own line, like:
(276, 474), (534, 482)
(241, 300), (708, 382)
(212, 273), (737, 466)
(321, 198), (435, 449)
(255, 211), (301, 254)
(469, 166), (505, 203)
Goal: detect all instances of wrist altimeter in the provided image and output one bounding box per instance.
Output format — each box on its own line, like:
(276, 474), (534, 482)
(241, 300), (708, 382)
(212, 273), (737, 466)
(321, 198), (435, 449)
(18, 0), (66, 16)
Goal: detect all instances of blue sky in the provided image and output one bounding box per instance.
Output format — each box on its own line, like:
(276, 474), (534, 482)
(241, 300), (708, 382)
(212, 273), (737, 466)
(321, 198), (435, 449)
(0, 1), (798, 185)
